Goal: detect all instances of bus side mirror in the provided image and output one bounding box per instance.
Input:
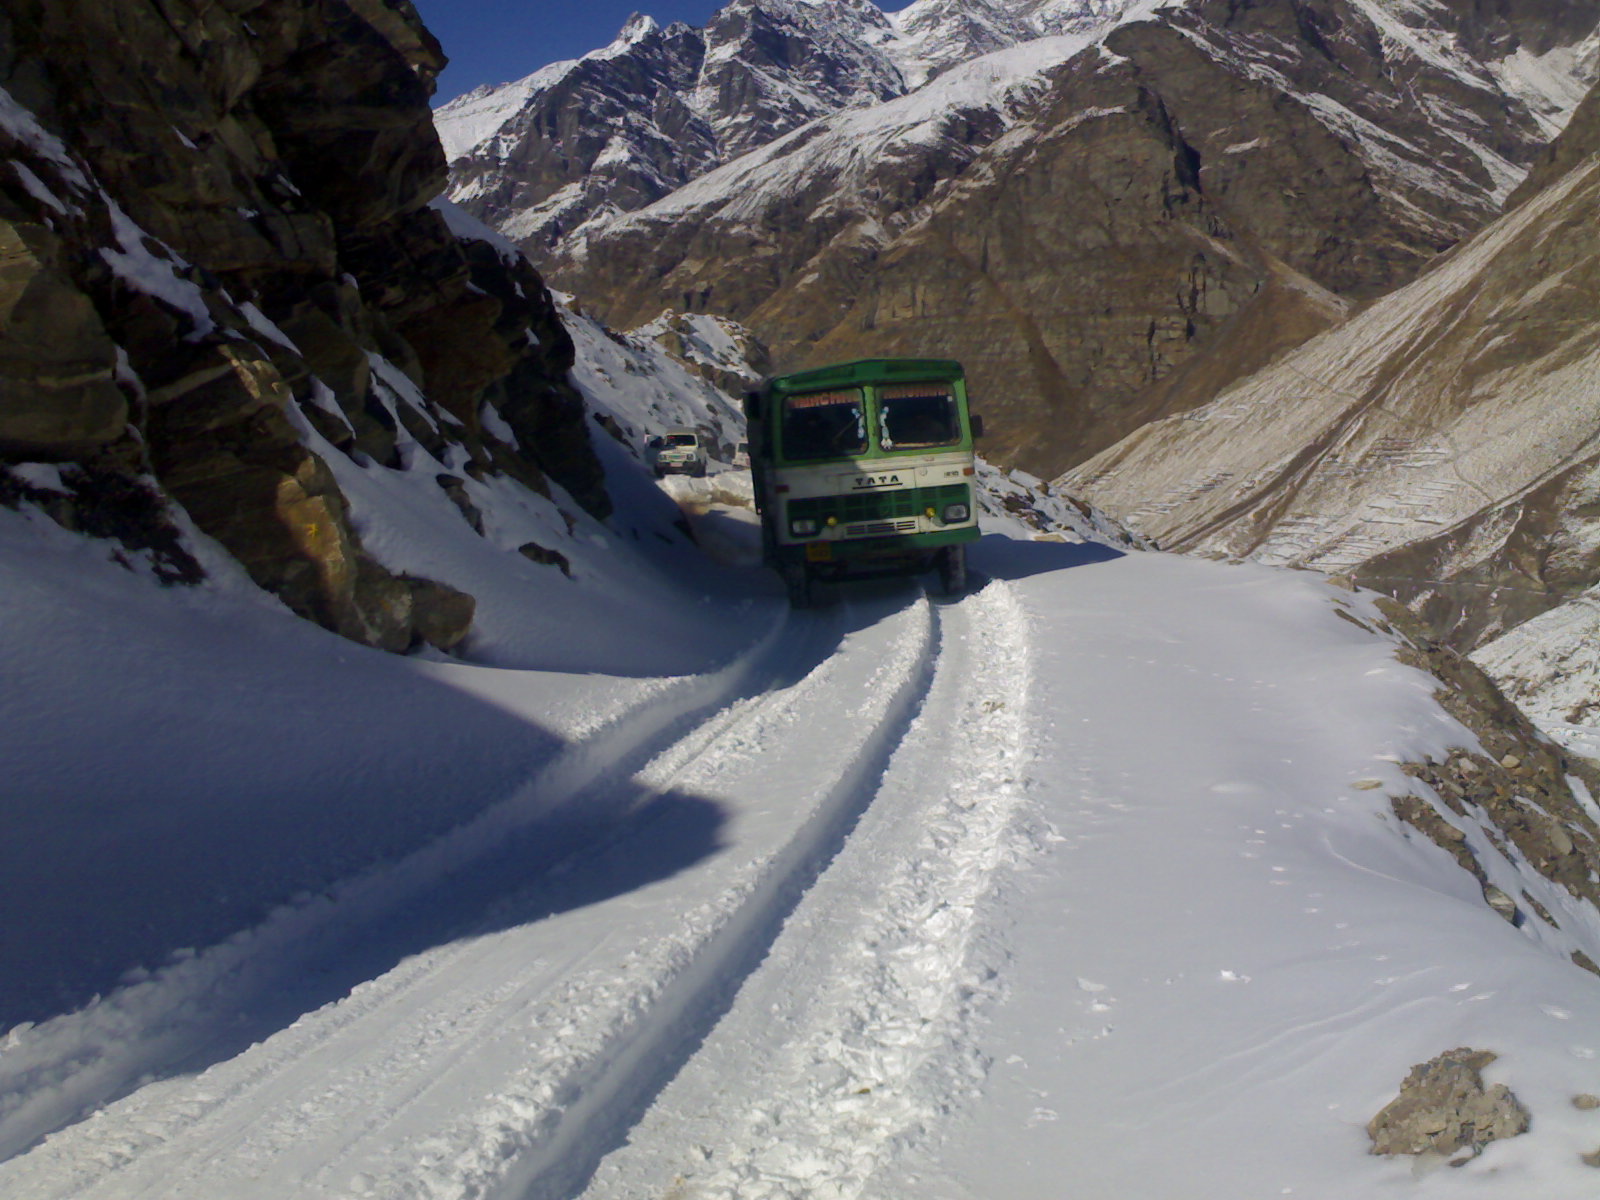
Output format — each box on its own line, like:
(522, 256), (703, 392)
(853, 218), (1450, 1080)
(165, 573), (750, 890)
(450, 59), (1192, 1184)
(743, 391), (760, 420)
(970, 414), (985, 439)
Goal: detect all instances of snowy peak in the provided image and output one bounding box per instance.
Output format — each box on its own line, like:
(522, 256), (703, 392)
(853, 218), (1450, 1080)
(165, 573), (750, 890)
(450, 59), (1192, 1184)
(885, 0), (1041, 85)
(696, 0), (908, 157)
(434, 0), (1144, 248)
(885, 0), (1148, 76)
(617, 12), (661, 44)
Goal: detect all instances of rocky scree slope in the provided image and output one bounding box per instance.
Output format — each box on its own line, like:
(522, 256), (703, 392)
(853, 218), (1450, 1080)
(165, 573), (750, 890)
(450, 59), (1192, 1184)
(435, 0), (1137, 254)
(540, 0), (1597, 476)
(0, 0), (607, 652)
(1062, 67), (1600, 689)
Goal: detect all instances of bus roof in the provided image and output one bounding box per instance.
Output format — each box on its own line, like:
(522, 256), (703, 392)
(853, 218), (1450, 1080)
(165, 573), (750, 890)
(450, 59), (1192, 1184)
(765, 358), (964, 393)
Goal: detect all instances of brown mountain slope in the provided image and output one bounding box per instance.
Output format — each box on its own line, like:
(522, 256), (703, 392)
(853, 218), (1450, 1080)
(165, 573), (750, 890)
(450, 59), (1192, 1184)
(1065, 78), (1600, 654)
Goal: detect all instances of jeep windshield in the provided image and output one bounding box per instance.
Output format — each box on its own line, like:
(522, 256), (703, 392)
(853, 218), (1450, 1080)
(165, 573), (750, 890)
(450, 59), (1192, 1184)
(782, 389), (866, 460)
(878, 384), (960, 450)
(664, 433), (698, 447)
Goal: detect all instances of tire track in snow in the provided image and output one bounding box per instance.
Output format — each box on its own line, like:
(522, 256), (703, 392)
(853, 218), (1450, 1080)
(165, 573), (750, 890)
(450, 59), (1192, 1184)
(0, 592), (947, 1200)
(573, 579), (1037, 1200)
(0, 605), (823, 1168)
(419, 593), (947, 1200)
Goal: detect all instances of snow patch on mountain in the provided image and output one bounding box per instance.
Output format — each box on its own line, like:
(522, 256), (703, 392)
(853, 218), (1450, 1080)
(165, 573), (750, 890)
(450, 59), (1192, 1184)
(562, 298), (751, 470)
(562, 30), (1089, 257)
(1493, 29), (1600, 137)
(433, 61), (579, 164)
(1474, 596), (1600, 738)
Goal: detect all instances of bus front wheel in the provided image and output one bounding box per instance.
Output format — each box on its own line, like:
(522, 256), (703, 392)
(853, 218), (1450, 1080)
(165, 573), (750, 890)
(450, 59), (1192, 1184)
(938, 545), (967, 597)
(783, 563), (814, 609)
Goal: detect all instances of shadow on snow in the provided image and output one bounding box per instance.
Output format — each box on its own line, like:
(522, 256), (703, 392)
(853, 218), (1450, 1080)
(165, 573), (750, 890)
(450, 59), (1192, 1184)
(0, 585), (882, 1160)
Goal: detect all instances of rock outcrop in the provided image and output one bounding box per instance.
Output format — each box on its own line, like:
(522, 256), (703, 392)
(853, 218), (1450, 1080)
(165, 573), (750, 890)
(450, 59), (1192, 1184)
(0, 0), (607, 651)
(1338, 593), (1600, 958)
(540, 0), (1594, 475)
(1368, 1048), (1531, 1162)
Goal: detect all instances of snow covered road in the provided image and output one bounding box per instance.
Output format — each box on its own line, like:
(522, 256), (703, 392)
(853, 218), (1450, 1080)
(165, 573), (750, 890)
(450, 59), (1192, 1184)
(8, 527), (1600, 1199)
(2, 547), (1037, 1199)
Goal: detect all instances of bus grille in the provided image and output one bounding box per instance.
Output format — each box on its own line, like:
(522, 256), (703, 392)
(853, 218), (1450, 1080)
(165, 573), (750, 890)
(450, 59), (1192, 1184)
(846, 519), (918, 537)
(788, 483), (970, 528)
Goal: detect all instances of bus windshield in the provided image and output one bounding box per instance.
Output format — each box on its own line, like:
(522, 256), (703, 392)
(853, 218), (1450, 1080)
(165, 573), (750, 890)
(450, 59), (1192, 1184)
(782, 389), (866, 460)
(879, 384), (960, 450)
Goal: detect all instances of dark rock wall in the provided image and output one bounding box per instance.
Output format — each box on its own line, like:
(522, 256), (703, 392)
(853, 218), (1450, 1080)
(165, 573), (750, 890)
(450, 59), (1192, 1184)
(0, 0), (607, 651)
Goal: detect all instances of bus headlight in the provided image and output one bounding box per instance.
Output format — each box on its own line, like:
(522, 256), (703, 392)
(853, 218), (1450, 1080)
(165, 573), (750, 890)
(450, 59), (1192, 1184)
(942, 503), (970, 523)
(790, 518), (818, 536)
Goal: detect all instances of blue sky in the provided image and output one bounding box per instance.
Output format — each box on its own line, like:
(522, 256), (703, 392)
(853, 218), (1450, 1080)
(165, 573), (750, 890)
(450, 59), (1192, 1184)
(411, 2), (725, 103)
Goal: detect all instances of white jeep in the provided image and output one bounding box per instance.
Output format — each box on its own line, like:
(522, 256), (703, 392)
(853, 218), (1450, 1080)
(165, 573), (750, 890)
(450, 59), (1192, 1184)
(648, 427), (708, 477)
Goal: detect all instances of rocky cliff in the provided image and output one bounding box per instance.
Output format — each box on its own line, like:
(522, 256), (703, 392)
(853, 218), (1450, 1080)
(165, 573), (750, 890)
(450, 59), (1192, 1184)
(536, 0), (1596, 475)
(0, 0), (607, 652)
(1063, 70), (1600, 685)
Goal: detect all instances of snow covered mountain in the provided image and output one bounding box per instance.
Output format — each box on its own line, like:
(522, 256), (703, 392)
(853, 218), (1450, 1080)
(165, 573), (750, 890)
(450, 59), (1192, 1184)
(435, 0), (1138, 250)
(546, 0), (1599, 474)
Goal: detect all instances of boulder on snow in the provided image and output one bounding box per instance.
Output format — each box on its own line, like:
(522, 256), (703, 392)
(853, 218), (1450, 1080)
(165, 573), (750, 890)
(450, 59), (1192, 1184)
(402, 574), (475, 652)
(1367, 1048), (1530, 1161)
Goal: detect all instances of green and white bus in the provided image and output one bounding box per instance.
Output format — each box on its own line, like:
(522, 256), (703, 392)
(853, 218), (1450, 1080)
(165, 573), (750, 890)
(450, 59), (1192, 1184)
(745, 358), (984, 607)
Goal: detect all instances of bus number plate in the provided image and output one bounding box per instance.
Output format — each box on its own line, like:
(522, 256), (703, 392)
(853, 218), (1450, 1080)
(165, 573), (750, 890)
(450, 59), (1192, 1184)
(805, 542), (833, 562)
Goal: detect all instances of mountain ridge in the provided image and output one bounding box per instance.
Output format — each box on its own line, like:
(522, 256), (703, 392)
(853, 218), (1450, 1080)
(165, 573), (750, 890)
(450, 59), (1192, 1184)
(435, 0), (1142, 251)
(530, 0), (1597, 474)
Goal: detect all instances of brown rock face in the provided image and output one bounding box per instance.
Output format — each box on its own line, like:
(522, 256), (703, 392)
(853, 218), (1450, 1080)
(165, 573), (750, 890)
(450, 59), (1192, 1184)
(1066, 77), (1600, 656)
(0, 215), (126, 456)
(0, 0), (607, 650)
(547, 0), (1576, 476)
